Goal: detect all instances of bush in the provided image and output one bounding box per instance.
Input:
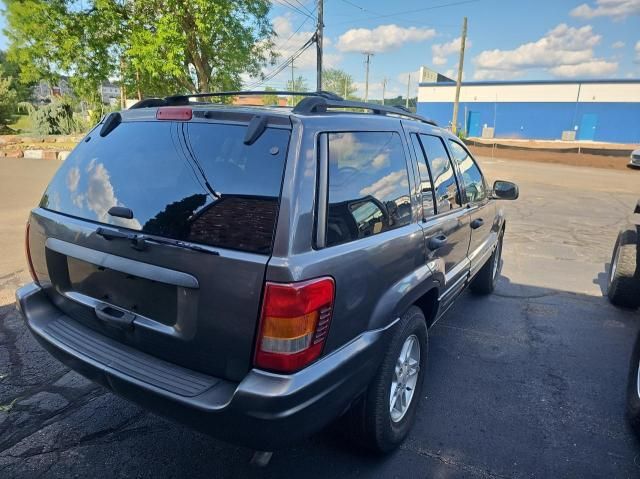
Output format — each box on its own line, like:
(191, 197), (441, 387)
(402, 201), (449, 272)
(19, 98), (85, 135)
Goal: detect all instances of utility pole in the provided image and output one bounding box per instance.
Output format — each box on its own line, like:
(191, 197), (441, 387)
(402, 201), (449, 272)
(316, 0), (324, 91)
(290, 59), (295, 106)
(363, 52), (373, 102)
(382, 78), (387, 105)
(405, 74), (411, 109)
(452, 16), (467, 134)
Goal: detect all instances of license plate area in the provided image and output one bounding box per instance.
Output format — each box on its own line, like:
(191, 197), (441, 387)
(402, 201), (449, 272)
(66, 256), (177, 327)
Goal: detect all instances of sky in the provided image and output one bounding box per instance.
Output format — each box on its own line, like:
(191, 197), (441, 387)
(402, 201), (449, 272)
(1, 0), (639, 99)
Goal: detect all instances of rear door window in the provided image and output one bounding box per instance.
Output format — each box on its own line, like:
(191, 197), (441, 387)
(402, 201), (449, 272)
(418, 134), (462, 213)
(410, 134), (436, 217)
(41, 120), (290, 254)
(326, 132), (411, 247)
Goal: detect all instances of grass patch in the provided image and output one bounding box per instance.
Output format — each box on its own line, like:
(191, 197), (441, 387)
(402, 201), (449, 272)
(8, 114), (33, 134)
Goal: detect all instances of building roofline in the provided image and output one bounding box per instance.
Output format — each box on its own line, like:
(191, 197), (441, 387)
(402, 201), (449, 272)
(419, 79), (640, 87)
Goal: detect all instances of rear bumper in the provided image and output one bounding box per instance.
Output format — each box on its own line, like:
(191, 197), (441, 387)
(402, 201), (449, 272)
(16, 283), (393, 450)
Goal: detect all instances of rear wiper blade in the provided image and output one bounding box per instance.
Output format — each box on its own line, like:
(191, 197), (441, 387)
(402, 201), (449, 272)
(96, 227), (147, 251)
(96, 227), (219, 256)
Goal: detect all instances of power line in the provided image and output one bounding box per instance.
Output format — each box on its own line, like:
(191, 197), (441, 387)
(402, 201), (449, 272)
(245, 35), (316, 89)
(278, 0), (315, 19)
(291, 0), (315, 15)
(332, 0), (480, 26)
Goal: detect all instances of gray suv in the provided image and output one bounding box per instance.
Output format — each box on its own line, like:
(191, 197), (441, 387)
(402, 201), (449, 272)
(15, 91), (518, 454)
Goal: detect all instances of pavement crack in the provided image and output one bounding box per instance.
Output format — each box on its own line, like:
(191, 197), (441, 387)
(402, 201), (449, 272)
(400, 443), (512, 479)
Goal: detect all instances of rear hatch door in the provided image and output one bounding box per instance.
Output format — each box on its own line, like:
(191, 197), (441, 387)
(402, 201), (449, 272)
(29, 112), (291, 381)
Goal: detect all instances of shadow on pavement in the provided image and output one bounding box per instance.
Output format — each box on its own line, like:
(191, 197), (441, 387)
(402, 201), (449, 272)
(1, 275), (639, 478)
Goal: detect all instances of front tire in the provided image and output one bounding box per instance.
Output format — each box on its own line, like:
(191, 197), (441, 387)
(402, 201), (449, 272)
(470, 230), (503, 295)
(348, 306), (428, 453)
(626, 333), (640, 435)
(607, 227), (640, 309)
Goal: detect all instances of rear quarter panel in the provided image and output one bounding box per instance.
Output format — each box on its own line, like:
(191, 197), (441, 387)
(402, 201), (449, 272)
(268, 116), (437, 354)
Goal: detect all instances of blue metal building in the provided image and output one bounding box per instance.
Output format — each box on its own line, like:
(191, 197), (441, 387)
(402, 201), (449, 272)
(417, 79), (640, 144)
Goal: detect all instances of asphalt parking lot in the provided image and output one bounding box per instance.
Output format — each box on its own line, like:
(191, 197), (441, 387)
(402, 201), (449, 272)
(1, 156), (639, 478)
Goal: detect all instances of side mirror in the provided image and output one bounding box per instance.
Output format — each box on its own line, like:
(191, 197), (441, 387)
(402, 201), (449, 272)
(492, 180), (519, 200)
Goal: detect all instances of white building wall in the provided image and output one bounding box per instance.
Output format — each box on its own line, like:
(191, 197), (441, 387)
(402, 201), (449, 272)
(418, 82), (640, 103)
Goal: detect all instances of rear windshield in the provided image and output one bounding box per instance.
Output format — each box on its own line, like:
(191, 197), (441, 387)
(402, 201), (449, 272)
(41, 120), (290, 254)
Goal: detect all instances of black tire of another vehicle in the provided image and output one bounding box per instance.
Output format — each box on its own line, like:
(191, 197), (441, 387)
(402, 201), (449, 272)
(626, 333), (640, 435)
(469, 230), (504, 295)
(347, 306), (428, 453)
(607, 227), (640, 309)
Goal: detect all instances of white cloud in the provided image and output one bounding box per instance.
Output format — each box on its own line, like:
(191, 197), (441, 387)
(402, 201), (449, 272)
(360, 170), (409, 199)
(76, 161), (141, 229)
(431, 37), (471, 67)
(66, 167), (80, 192)
(571, 0), (640, 19)
(353, 80), (401, 100)
(550, 60), (619, 77)
(397, 69), (420, 86)
(612, 40), (626, 48)
(636, 40), (640, 62)
(473, 24), (618, 79)
(337, 24), (436, 53)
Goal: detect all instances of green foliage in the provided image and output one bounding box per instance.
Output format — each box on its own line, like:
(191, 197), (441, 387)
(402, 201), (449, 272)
(3, 0), (275, 103)
(18, 98), (84, 135)
(262, 86), (280, 106)
(0, 67), (18, 126)
(322, 69), (357, 99)
(286, 76), (308, 105)
(375, 96), (417, 112)
(0, 50), (32, 104)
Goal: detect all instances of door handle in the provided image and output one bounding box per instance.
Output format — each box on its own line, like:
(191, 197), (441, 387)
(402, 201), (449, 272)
(94, 302), (136, 329)
(428, 234), (448, 250)
(470, 218), (484, 230)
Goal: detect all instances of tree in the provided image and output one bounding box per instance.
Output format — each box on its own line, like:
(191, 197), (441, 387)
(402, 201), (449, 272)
(322, 68), (357, 99)
(286, 75), (308, 92)
(3, 0), (276, 104)
(125, 0), (275, 95)
(0, 67), (18, 128)
(262, 86), (279, 106)
(286, 75), (308, 105)
(0, 50), (33, 104)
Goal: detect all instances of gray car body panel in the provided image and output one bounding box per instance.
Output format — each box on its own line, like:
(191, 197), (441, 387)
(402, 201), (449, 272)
(17, 104), (508, 449)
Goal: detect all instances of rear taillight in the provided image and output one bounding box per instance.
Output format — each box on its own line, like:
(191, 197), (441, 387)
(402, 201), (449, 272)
(25, 222), (38, 284)
(254, 277), (335, 373)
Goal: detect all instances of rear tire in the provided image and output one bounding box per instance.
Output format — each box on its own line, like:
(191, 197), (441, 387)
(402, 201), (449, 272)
(607, 227), (640, 309)
(626, 333), (640, 436)
(346, 306), (428, 453)
(469, 231), (503, 295)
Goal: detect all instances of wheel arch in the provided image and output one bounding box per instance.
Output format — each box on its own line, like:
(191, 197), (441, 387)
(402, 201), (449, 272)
(366, 264), (441, 331)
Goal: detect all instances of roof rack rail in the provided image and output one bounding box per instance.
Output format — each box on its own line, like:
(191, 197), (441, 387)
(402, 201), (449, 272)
(292, 97), (438, 126)
(129, 90), (342, 109)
